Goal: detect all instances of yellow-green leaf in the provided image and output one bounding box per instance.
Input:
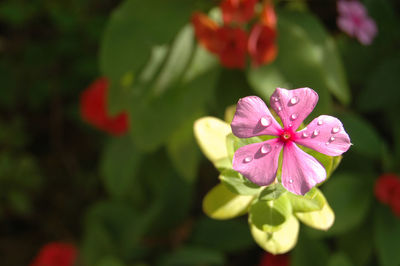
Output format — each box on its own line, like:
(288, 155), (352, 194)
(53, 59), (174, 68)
(295, 202), (335, 231)
(250, 215), (299, 254)
(287, 187), (326, 213)
(203, 183), (254, 220)
(194, 117), (232, 170)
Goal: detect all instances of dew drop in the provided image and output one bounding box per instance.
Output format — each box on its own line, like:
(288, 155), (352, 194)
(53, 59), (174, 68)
(261, 117), (271, 127)
(289, 179), (293, 184)
(273, 96), (279, 102)
(302, 132), (309, 138)
(312, 129), (320, 137)
(331, 127), (340, 134)
(277, 106), (282, 111)
(261, 143), (272, 154)
(290, 96), (299, 105)
(317, 120), (323, 126)
(244, 156), (253, 163)
(290, 113), (298, 120)
(330, 136), (335, 142)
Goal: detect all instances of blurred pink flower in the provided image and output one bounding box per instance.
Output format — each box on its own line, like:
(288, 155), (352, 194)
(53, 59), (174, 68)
(231, 88), (351, 195)
(337, 0), (377, 45)
(30, 242), (77, 266)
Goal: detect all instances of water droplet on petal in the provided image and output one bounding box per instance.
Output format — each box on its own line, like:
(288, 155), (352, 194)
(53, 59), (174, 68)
(312, 129), (320, 137)
(273, 96), (279, 102)
(261, 143), (271, 154)
(277, 106), (282, 111)
(289, 179), (293, 184)
(290, 113), (298, 120)
(290, 96), (299, 105)
(317, 120), (323, 126)
(260, 117), (271, 127)
(332, 127), (340, 134)
(244, 156), (253, 163)
(330, 136), (335, 142)
(302, 132), (309, 138)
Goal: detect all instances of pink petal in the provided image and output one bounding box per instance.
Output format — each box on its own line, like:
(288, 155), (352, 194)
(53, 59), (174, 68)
(337, 17), (356, 37)
(270, 87), (318, 131)
(231, 96), (282, 138)
(294, 115), (351, 156)
(348, 1), (367, 17)
(356, 18), (377, 45)
(337, 0), (353, 17)
(232, 138), (283, 186)
(281, 142), (326, 195)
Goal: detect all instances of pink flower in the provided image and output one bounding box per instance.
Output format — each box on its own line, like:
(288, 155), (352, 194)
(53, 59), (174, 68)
(231, 88), (351, 195)
(337, 0), (377, 45)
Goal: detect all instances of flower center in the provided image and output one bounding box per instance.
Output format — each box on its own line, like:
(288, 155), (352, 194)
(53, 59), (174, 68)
(280, 130), (293, 143)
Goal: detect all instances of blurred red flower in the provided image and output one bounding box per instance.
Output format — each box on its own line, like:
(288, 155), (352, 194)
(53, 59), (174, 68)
(30, 242), (77, 266)
(220, 0), (257, 25)
(217, 26), (248, 68)
(260, 0), (277, 28)
(389, 185), (400, 217)
(191, 12), (222, 54)
(374, 173), (400, 205)
(259, 252), (290, 266)
(248, 23), (277, 66)
(80, 77), (129, 136)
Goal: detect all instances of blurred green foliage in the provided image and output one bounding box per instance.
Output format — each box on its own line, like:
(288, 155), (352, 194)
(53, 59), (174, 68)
(1, 0), (400, 265)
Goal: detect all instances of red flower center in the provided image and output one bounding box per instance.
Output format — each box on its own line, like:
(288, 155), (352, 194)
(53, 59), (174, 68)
(279, 129), (294, 143)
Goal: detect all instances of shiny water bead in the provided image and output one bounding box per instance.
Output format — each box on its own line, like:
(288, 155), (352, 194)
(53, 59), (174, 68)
(273, 96), (279, 102)
(317, 120), (323, 126)
(289, 179), (293, 184)
(290, 96), (299, 105)
(302, 131), (309, 138)
(330, 136), (335, 142)
(261, 143), (272, 154)
(331, 127), (340, 134)
(312, 129), (320, 137)
(290, 113), (298, 120)
(244, 156), (253, 163)
(261, 117), (271, 127)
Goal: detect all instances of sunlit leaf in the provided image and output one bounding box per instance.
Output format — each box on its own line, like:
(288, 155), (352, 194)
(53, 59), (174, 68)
(219, 169), (261, 195)
(296, 202), (335, 231)
(203, 183), (254, 220)
(249, 194), (292, 232)
(250, 215), (299, 254)
(194, 117), (232, 170)
(288, 187), (325, 213)
(258, 183), (287, 201)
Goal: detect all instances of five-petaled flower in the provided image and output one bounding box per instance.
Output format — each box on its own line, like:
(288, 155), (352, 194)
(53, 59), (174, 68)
(30, 242), (77, 266)
(337, 0), (377, 45)
(231, 87), (351, 195)
(80, 77), (129, 136)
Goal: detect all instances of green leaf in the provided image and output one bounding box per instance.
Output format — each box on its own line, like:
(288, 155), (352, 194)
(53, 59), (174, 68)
(288, 187), (326, 213)
(81, 201), (148, 265)
(219, 169), (261, 196)
(100, 0), (197, 113)
(203, 183), (254, 220)
(194, 117), (232, 170)
(295, 202), (335, 231)
(258, 183), (287, 201)
(100, 135), (142, 199)
(167, 112), (202, 183)
(327, 253), (353, 266)
(338, 113), (385, 159)
(190, 218), (254, 252)
(374, 205), (400, 266)
(129, 26), (219, 151)
(322, 173), (373, 235)
(97, 256), (127, 266)
(276, 10), (351, 106)
(158, 246), (225, 266)
(250, 214), (299, 254)
(291, 233), (329, 266)
(249, 194), (292, 232)
(357, 54), (400, 112)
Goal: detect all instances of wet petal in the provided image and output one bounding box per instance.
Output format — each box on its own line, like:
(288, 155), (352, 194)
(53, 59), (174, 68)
(282, 142), (326, 195)
(270, 87), (318, 131)
(294, 115), (351, 156)
(233, 138), (283, 186)
(231, 96), (282, 138)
